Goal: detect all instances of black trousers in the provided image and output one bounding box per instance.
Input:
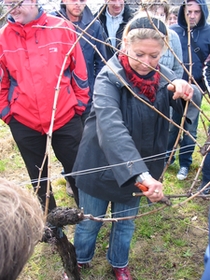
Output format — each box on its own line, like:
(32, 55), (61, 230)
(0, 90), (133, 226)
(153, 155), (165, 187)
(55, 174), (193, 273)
(9, 115), (83, 211)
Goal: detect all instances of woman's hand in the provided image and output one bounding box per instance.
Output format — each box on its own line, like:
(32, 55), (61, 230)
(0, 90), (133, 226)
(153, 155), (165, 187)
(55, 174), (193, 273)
(167, 79), (194, 101)
(136, 177), (164, 203)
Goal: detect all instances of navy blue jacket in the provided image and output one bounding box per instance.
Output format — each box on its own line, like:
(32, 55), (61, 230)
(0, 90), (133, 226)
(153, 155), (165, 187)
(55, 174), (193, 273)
(170, 0), (210, 90)
(53, 5), (107, 114)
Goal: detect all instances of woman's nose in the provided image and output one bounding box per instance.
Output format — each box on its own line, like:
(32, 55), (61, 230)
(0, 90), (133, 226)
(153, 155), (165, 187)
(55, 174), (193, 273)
(141, 56), (151, 66)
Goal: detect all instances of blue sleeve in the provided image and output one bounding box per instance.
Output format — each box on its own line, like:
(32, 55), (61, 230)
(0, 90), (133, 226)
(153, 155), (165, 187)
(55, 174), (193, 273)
(201, 246), (210, 280)
(201, 208), (210, 280)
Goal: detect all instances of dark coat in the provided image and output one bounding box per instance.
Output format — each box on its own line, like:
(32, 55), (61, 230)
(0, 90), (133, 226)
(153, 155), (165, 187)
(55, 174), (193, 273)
(94, 4), (135, 59)
(170, 0), (210, 90)
(53, 5), (107, 113)
(73, 54), (201, 205)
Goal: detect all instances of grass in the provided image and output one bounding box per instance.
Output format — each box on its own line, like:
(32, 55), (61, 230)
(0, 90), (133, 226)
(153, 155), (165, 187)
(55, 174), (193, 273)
(0, 97), (210, 280)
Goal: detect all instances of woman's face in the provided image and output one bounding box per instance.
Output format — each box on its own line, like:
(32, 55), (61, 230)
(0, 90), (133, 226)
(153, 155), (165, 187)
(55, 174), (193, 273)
(125, 38), (163, 76)
(168, 12), (178, 25)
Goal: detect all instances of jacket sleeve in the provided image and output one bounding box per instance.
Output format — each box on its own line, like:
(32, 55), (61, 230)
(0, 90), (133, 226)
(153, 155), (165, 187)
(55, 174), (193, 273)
(93, 67), (148, 187)
(170, 83), (202, 124)
(202, 246), (210, 280)
(203, 55), (210, 95)
(66, 22), (89, 115)
(94, 23), (107, 76)
(201, 208), (210, 280)
(185, 84), (202, 124)
(170, 30), (184, 79)
(0, 61), (11, 123)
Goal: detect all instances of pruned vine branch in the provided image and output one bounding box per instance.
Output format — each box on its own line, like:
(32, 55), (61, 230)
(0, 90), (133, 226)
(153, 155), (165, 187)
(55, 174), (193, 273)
(1, 0), (209, 219)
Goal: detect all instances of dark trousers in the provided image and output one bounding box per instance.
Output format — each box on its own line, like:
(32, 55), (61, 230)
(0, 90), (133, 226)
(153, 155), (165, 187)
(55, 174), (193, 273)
(202, 152), (210, 184)
(8, 115), (83, 211)
(167, 110), (199, 169)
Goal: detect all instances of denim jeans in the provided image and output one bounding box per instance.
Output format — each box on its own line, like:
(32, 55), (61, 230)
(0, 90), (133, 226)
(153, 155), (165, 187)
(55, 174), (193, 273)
(74, 189), (140, 267)
(167, 110), (199, 169)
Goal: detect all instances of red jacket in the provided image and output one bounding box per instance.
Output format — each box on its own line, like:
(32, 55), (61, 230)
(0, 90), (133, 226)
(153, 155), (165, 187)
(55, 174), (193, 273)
(0, 10), (89, 133)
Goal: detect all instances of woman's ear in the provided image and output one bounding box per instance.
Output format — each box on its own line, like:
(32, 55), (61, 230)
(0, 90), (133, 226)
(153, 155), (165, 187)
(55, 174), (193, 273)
(122, 37), (128, 49)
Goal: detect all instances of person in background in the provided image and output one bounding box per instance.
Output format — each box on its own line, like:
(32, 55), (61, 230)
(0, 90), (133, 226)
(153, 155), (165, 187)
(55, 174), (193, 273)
(95, 0), (135, 60)
(201, 209), (210, 280)
(53, 0), (106, 124)
(198, 57), (210, 195)
(202, 229), (210, 280)
(72, 14), (200, 280)
(167, 0), (210, 180)
(53, 0), (107, 196)
(197, 49), (210, 280)
(140, 0), (183, 79)
(168, 5), (179, 26)
(0, 178), (44, 280)
(198, 152), (210, 194)
(0, 0), (89, 209)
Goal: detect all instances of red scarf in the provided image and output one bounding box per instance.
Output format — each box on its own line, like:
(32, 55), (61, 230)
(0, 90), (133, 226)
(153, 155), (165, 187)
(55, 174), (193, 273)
(118, 53), (160, 102)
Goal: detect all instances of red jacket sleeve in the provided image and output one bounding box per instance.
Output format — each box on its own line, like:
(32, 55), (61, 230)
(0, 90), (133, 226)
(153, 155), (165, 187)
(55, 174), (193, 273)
(0, 61), (11, 123)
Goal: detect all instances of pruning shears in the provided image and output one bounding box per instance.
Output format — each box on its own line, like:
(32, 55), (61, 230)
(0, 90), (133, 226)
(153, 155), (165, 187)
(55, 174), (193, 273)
(133, 182), (172, 206)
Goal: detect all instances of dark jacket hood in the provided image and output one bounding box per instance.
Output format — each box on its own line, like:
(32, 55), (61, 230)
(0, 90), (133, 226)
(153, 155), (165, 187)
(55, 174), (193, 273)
(178, 0), (209, 29)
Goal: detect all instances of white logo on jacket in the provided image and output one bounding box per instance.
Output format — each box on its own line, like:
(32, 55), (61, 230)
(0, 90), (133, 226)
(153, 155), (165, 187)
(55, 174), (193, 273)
(49, 47), (58, 53)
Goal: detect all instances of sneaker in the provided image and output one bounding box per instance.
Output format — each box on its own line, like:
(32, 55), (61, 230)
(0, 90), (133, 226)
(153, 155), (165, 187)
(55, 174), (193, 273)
(112, 266), (133, 280)
(177, 167), (189, 180)
(61, 170), (74, 197)
(197, 182), (210, 195)
(66, 180), (74, 197)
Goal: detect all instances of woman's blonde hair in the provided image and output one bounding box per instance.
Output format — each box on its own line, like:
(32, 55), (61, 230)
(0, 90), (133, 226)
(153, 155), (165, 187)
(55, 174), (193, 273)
(122, 12), (169, 52)
(0, 178), (44, 280)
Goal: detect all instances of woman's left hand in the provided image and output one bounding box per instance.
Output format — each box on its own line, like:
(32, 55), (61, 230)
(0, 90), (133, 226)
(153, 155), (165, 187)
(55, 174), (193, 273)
(167, 79), (194, 101)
